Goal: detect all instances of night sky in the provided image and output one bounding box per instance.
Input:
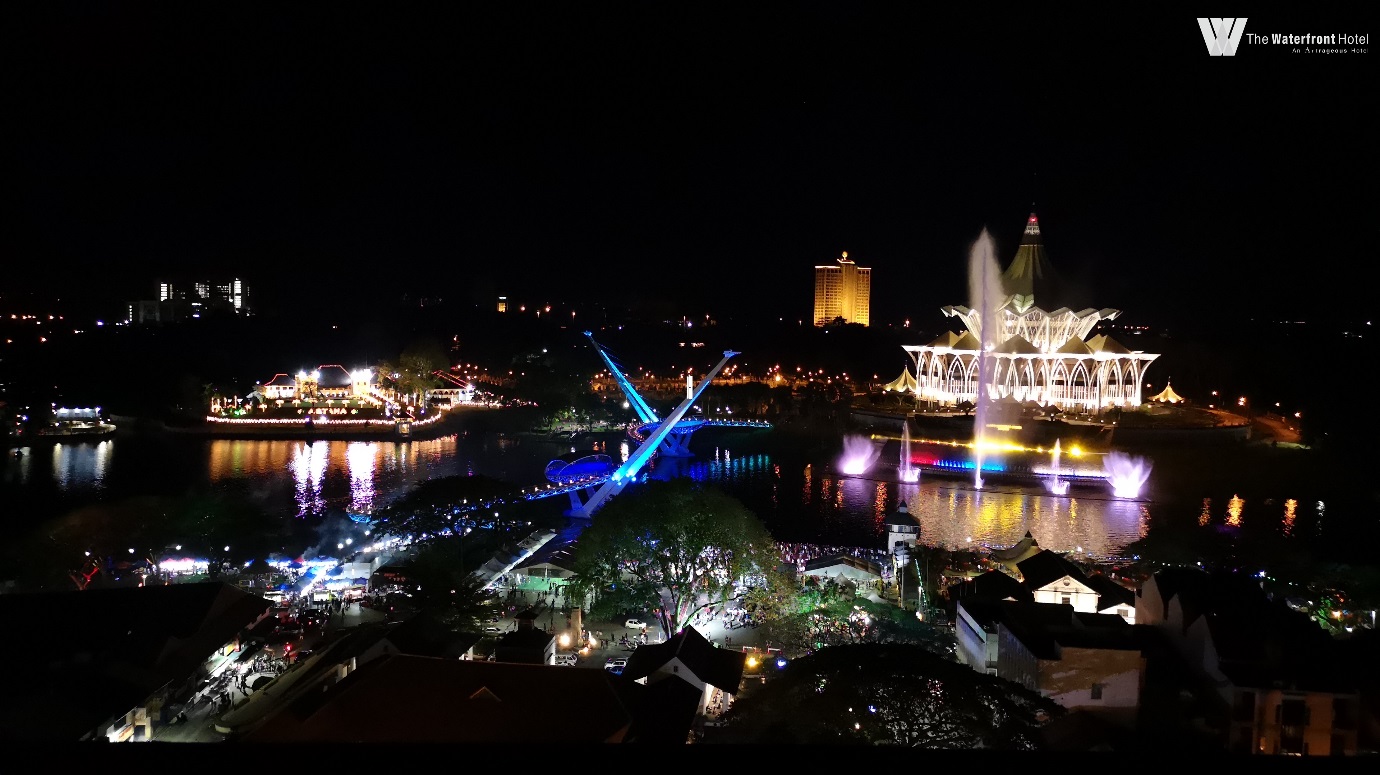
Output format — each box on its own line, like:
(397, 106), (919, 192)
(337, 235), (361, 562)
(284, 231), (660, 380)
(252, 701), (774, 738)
(4, 8), (1370, 328)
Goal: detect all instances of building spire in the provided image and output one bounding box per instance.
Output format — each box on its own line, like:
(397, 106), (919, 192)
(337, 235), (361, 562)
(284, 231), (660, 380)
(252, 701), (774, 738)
(1024, 211), (1041, 236)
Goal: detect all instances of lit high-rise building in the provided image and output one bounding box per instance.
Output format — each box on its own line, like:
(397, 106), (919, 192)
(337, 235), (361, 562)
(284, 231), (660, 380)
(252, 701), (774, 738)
(128, 278), (253, 324)
(813, 251), (871, 326)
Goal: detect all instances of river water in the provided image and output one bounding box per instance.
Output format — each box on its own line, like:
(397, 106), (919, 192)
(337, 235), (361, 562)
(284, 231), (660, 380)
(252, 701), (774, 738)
(0, 425), (1357, 564)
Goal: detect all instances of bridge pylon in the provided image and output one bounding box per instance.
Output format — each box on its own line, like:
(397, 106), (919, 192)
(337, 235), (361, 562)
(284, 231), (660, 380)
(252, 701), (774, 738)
(574, 350), (739, 518)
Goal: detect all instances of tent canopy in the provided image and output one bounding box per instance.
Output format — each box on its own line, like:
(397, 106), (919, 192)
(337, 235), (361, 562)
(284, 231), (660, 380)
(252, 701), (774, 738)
(882, 368), (918, 393)
(1149, 380), (1185, 404)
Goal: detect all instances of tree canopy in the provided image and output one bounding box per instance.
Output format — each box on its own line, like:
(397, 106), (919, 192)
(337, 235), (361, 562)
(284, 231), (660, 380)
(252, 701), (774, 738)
(397, 537), (497, 633)
(371, 474), (524, 537)
(716, 643), (1062, 747)
(566, 479), (788, 636)
(756, 584), (957, 660)
(378, 337), (449, 401)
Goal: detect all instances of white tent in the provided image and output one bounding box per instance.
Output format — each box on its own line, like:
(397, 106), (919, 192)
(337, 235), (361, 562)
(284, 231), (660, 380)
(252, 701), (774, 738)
(882, 368), (918, 393)
(1149, 380), (1185, 404)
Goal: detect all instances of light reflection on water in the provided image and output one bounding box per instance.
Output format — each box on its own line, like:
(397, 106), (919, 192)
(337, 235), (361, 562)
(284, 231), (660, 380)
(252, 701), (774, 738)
(35, 441), (113, 490)
(683, 448), (1148, 558)
(0, 434), (1347, 561)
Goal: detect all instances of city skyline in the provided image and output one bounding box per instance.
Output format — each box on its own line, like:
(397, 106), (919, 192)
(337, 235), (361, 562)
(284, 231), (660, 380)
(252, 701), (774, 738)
(3, 8), (1370, 329)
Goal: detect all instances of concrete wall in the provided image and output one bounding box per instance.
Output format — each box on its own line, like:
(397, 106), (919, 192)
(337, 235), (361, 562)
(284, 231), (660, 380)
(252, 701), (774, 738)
(1040, 646), (1144, 725)
(955, 601), (999, 674)
(1032, 578), (1099, 613)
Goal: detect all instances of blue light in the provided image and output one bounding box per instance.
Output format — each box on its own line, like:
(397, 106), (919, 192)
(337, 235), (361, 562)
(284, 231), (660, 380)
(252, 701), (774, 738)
(776, 658), (787, 668)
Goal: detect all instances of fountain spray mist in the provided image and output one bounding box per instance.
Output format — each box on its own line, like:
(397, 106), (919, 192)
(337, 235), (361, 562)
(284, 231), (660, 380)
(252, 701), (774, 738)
(899, 421), (918, 483)
(839, 434), (881, 476)
(1046, 439), (1069, 495)
(968, 228), (1004, 489)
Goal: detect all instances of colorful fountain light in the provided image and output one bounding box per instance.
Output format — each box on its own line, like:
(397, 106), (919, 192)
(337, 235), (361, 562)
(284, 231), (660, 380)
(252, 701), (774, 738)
(1103, 451), (1151, 499)
(839, 435), (881, 476)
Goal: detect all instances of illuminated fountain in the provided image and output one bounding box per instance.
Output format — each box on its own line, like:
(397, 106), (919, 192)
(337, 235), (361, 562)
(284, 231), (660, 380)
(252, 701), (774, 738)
(1103, 451), (1151, 499)
(899, 422), (919, 483)
(839, 434), (882, 477)
(968, 228), (1004, 490)
(1045, 439), (1069, 495)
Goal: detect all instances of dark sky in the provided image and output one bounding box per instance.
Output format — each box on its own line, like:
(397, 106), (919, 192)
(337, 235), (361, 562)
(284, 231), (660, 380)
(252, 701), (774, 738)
(4, 8), (1371, 327)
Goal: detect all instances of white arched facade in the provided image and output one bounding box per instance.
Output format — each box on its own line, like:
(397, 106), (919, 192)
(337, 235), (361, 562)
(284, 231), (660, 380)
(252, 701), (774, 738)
(902, 340), (1159, 413)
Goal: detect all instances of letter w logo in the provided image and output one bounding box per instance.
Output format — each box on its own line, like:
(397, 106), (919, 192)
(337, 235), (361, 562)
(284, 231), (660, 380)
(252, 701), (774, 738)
(1197, 18), (1247, 56)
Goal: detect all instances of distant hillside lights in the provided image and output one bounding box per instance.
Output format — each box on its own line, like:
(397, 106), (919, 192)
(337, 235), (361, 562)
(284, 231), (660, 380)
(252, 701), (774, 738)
(127, 277), (252, 324)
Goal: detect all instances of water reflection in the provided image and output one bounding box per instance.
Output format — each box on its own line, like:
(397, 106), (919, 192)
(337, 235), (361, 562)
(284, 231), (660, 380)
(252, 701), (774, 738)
(1226, 494), (1244, 527)
(897, 484), (1147, 559)
(290, 442), (330, 517)
(49, 441), (111, 490)
(207, 436), (470, 518)
(685, 447), (1149, 559)
(0, 433), (1357, 564)
(346, 442), (378, 514)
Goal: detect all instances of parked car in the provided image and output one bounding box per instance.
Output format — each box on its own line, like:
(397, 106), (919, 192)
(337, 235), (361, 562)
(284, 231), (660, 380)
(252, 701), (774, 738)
(553, 654), (578, 666)
(624, 619), (646, 629)
(605, 658), (627, 674)
(483, 626), (503, 636)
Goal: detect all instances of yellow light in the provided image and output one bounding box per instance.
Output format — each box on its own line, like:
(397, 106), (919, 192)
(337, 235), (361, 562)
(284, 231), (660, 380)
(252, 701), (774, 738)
(746, 656), (758, 667)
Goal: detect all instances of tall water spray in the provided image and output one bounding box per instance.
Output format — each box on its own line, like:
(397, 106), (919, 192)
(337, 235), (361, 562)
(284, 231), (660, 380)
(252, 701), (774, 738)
(1045, 438), (1069, 495)
(899, 422), (919, 483)
(1103, 451), (1152, 499)
(968, 228), (1005, 489)
(839, 434), (882, 476)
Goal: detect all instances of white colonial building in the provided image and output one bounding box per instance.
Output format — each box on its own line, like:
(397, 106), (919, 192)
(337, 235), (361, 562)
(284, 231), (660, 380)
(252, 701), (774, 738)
(256, 365), (376, 402)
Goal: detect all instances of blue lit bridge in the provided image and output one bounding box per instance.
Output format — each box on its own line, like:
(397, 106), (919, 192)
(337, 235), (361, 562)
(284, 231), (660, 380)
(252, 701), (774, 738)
(587, 332), (771, 456)
(390, 337), (772, 523)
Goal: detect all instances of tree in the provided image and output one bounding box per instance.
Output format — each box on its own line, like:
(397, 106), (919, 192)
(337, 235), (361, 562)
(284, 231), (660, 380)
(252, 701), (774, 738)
(716, 643), (1062, 747)
(372, 474), (524, 537)
(379, 338), (450, 405)
(756, 592), (957, 660)
(566, 479), (787, 637)
(401, 538), (497, 632)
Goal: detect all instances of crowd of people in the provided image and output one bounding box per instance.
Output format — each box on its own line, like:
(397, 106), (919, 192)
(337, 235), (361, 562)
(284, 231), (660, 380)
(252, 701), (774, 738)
(776, 541), (895, 580)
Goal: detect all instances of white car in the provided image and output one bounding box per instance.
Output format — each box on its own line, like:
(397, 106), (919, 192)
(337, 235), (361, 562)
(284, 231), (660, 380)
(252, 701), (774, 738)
(604, 658), (627, 673)
(553, 654), (578, 666)
(483, 626), (503, 635)
(624, 619), (646, 629)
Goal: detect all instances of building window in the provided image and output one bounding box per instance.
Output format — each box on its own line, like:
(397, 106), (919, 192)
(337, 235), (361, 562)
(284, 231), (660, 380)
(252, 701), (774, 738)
(1090, 683), (1103, 700)
(1061, 595), (1072, 606)
(1333, 697), (1356, 729)
(1234, 690), (1256, 721)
